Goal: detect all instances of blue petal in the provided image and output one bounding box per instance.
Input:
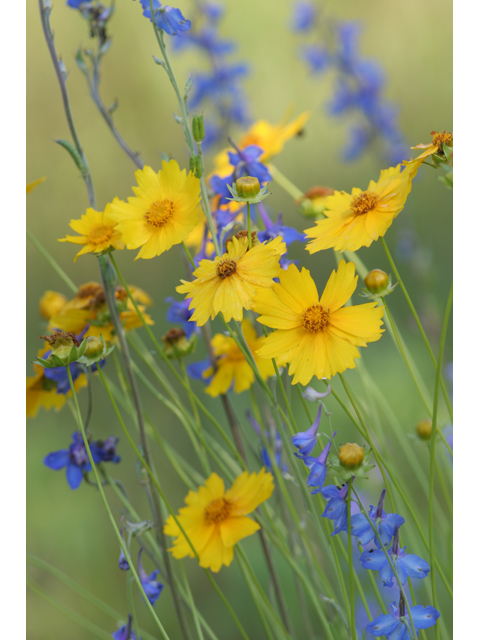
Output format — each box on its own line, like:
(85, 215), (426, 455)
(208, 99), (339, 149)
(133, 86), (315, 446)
(379, 559), (395, 587)
(351, 514), (375, 545)
(359, 549), (386, 572)
(366, 614), (400, 637)
(399, 554), (430, 581)
(43, 450), (69, 470)
(66, 463), (84, 490)
(387, 624), (409, 640)
(410, 605), (440, 630)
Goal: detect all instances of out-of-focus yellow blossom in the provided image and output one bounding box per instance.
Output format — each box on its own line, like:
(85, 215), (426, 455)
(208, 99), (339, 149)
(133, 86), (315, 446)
(26, 177), (46, 194)
(38, 291), (68, 319)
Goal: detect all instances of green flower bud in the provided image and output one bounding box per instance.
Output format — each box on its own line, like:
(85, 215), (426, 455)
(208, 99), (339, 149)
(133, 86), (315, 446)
(162, 328), (197, 359)
(189, 154), (203, 178)
(192, 115), (205, 143)
(416, 419), (432, 441)
(364, 269), (389, 295)
(84, 336), (104, 359)
(338, 443), (365, 469)
(236, 176), (260, 198)
(36, 331), (87, 367)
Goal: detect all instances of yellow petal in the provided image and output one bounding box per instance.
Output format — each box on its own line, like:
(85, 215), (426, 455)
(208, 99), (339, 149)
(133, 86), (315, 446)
(220, 516), (260, 547)
(319, 260), (357, 312)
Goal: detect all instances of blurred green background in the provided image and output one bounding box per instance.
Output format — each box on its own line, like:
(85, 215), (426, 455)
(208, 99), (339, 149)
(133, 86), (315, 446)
(27, 0), (452, 638)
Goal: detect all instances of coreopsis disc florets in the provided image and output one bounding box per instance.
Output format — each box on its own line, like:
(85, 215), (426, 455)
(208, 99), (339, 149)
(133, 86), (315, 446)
(416, 419), (432, 440)
(36, 331), (87, 367)
(338, 443), (364, 468)
(226, 230), (259, 249)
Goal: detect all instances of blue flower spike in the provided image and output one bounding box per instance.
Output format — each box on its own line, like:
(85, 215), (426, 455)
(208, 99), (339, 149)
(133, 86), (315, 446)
(112, 614), (139, 640)
(366, 592), (439, 638)
(137, 548), (164, 606)
(135, 1), (191, 36)
(320, 481), (350, 535)
(351, 489), (405, 547)
(360, 524), (430, 587)
(291, 405), (323, 456)
(301, 431), (337, 494)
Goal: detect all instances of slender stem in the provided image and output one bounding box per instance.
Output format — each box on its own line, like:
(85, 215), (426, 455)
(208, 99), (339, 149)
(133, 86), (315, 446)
(347, 479), (356, 640)
(126, 533), (141, 640)
(429, 283), (452, 640)
(381, 236), (453, 421)
(26, 229), (77, 293)
(182, 241), (197, 269)
(66, 366), (171, 640)
(247, 202), (252, 249)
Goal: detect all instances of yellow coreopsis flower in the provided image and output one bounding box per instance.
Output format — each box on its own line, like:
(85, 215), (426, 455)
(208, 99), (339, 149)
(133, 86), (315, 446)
(409, 130), (453, 162)
(109, 160), (201, 260)
(58, 200), (125, 262)
(164, 469), (274, 572)
(176, 235), (286, 326)
(254, 260), (384, 386)
(212, 111), (311, 176)
(204, 318), (275, 397)
(38, 291), (68, 319)
(304, 162), (419, 254)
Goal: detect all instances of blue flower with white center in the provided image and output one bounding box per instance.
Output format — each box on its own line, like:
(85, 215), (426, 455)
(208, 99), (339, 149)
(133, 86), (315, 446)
(359, 525), (430, 587)
(138, 548), (164, 605)
(291, 405), (323, 456)
(292, 2), (317, 31)
(299, 431), (337, 495)
(366, 599), (440, 638)
(350, 489), (405, 548)
(227, 145), (271, 183)
(112, 614), (140, 640)
(165, 297), (198, 338)
(134, 1), (191, 36)
(320, 482), (350, 535)
(44, 432), (120, 490)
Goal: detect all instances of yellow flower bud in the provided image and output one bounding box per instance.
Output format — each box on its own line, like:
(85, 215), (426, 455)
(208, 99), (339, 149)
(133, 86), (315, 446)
(364, 270), (389, 295)
(39, 290), (68, 319)
(338, 443), (364, 469)
(416, 419), (432, 441)
(236, 176), (260, 198)
(84, 336), (104, 359)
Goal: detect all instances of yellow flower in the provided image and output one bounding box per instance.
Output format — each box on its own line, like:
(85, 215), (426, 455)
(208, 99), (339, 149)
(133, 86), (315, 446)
(254, 260), (384, 386)
(26, 177), (46, 194)
(109, 160), (202, 260)
(164, 469), (274, 572)
(204, 318), (275, 397)
(296, 186), (335, 215)
(58, 201), (125, 262)
(26, 348), (87, 419)
(176, 235), (286, 326)
(48, 282), (153, 341)
(38, 291), (68, 319)
(304, 162), (419, 254)
(212, 111), (311, 176)
(409, 130), (453, 162)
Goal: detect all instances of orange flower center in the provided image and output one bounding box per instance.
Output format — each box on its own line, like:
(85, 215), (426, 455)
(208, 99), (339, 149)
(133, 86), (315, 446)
(88, 224), (113, 245)
(205, 498), (232, 524)
(431, 130), (453, 149)
(302, 304), (330, 333)
(145, 199), (175, 227)
(216, 258), (237, 279)
(351, 191), (378, 216)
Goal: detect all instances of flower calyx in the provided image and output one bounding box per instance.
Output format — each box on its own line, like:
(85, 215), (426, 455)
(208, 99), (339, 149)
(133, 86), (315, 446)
(360, 269), (397, 300)
(226, 177), (271, 204)
(162, 327), (198, 359)
(36, 331), (88, 368)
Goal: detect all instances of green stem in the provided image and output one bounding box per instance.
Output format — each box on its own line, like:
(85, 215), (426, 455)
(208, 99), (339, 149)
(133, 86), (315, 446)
(429, 283), (453, 640)
(347, 480), (357, 640)
(182, 241), (197, 269)
(26, 229), (77, 294)
(381, 236), (453, 422)
(66, 366), (171, 640)
(247, 202), (252, 249)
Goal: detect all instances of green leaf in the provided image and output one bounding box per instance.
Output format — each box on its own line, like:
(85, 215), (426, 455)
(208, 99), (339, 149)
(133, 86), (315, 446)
(54, 140), (87, 174)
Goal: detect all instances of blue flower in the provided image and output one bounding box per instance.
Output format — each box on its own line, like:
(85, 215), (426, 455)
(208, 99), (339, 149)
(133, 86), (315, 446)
(320, 483), (349, 535)
(299, 431), (336, 495)
(135, 1), (191, 36)
(302, 45), (329, 73)
(165, 297), (198, 338)
(189, 64), (249, 109)
(67, 0), (90, 8)
(366, 600), (440, 638)
(246, 410), (287, 473)
(227, 145), (271, 183)
(138, 548), (164, 605)
(292, 2), (317, 31)
(112, 614), (139, 640)
(351, 489), (404, 548)
(291, 405), (323, 456)
(187, 358), (212, 382)
(118, 530), (129, 571)
(43, 432), (120, 490)
(257, 211), (305, 246)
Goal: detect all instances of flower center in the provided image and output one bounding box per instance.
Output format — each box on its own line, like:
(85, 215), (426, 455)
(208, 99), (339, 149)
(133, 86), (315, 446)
(88, 224), (113, 245)
(205, 498), (232, 524)
(351, 191), (378, 216)
(145, 199), (175, 228)
(216, 258), (237, 279)
(431, 130), (453, 148)
(302, 304), (330, 333)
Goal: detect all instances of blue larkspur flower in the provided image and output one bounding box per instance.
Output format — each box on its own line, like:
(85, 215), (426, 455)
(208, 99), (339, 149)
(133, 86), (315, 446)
(359, 525), (430, 587)
(291, 405), (323, 456)
(299, 431), (337, 495)
(366, 600), (440, 638)
(138, 548), (164, 605)
(351, 489), (404, 548)
(302, 385), (331, 402)
(44, 432), (120, 490)
(189, 64), (249, 108)
(257, 210), (305, 246)
(292, 2), (317, 31)
(227, 145), (271, 183)
(187, 358), (212, 383)
(118, 530), (129, 571)
(321, 482), (350, 535)
(134, 1), (191, 36)
(165, 297), (198, 338)
(67, 0), (91, 8)
(112, 614), (140, 640)
(302, 45), (329, 73)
